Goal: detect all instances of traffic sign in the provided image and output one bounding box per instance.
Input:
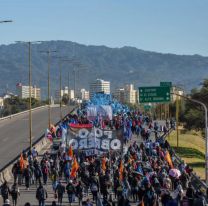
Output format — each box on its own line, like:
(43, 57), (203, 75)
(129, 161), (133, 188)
(144, 105), (151, 111)
(139, 86), (170, 103)
(160, 82), (172, 87)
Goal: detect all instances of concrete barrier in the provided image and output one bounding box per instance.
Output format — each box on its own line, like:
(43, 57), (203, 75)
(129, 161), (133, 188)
(0, 105), (47, 122)
(0, 106), (76, 184)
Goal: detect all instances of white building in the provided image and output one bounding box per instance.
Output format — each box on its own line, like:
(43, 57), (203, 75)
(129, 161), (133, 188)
(80, 89), (90, 100)
(90, 79), (110, 99)
(124, 84), (137, 104)
(0, 97), (4, 108)
(114, 84), (137, 104)
(16, 83), (41, 101)
(172, 87), (184, 102)
(55, 87), (74, 100)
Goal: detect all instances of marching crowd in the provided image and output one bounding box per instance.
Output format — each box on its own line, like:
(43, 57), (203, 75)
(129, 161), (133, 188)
(0, 110), (207, 206)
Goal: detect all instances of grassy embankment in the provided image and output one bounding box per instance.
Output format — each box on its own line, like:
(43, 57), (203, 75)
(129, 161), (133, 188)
(167, 130), (205, 180)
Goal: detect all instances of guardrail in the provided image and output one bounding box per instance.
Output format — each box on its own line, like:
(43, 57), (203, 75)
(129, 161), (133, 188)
(0, 105), (47, 122)
(164, 129), (208, 195)
(0, 107), (76, 182)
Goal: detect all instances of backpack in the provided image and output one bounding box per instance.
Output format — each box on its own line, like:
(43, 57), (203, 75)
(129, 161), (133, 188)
(56, 184), (65, 194)
(36, 187), (46, 200)
(1, 186), (9, 197)
(11, 186), (18, 198)
(35, 168), (42, 177)
(66, 184), (74, 194)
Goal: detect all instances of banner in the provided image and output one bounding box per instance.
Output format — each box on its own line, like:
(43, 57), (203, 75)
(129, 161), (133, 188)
(68, 127), (122, 156)
(87, 105), (113, 121)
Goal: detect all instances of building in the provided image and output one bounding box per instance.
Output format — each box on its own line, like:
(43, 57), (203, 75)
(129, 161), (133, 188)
(16, 83), (41, 101)
(113, 88), (125, 104)
(114, 84), (137, 104)
(55, 87), (74, 100)
(80, 89), (90, 100)
(90, 79), (110, 99)
(124, 84), (137, 104)
(0, 97), (4, 108)
(172, 86), (184, 102)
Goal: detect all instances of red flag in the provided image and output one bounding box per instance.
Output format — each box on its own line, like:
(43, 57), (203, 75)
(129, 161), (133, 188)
(119, 161), (124, 181)
(165, 151), (174, 169)
(20, 153), (24, 170)
(102, 157), (107, 171)
(68, 145), (73, 158)
(70, 157), (79, 178)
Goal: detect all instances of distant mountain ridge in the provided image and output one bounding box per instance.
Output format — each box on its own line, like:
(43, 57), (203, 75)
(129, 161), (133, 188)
(0, 40), (207, 98)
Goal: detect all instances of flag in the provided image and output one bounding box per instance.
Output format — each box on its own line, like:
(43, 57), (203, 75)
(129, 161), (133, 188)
(20, 153), (24, 170)
(140, 199), (144, 206)
(68, 145), (73, 158)
(165, 151), (174, 169)
(102, 157), (106, 171)
(70, 157), (79, 178)
(119, 160), (124, 181)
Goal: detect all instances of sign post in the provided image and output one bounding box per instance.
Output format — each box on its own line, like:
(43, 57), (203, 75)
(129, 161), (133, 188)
(139, 86), (171, 103)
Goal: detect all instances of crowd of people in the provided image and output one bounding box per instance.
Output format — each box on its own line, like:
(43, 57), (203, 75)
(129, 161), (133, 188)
(0, 108), (207, 206)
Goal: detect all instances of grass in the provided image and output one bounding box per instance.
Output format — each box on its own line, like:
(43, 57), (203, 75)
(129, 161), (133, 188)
(167, 130), (205, 180)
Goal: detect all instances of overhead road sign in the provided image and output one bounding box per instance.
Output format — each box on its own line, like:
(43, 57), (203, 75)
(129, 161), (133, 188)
(139, 86), (170, 103)
(160, 82), (172, 87)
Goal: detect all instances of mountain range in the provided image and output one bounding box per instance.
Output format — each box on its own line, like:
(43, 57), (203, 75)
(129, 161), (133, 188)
(0, 40), (208, 99)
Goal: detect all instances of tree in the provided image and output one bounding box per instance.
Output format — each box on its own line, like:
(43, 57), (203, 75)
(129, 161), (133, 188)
(182, 79), (208, 132)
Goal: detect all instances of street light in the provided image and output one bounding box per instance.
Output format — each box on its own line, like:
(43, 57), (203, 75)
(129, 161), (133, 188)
(0, 20), (13, 23)
(71, 61), (87, 99)
(16, 41), (41, 152)
(173, 92), (208, 184)
(40, 50), (57, 129)
(53, 57), (75, 120)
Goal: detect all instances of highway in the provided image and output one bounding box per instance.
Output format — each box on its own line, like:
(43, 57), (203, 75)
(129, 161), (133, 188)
(0, 105), (73, 169)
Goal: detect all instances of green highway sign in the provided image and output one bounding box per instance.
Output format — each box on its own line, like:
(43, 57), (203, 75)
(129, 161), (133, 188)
(139, 86), (171, 103)
(160, 82), (172, 87)
(144, 105), (151, 111)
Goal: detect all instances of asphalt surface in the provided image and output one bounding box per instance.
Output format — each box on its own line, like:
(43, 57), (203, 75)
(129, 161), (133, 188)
(0, 105), (73, 169)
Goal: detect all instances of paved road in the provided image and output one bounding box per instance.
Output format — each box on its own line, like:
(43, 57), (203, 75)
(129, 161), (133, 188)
(0, 105), (73, 169)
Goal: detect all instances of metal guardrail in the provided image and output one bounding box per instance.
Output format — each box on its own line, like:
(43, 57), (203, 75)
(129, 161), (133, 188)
(0, 107), (76, 173)
(164, 129), (208, 195)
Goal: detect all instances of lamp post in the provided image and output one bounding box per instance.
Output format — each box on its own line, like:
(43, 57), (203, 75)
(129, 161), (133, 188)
(71, 62), (86, 100)
(0, 20), (13, 23)
(173, 93), (208, 184)
(40, 50), (57, 129)
(53, 57), (75, 120)
(16, 41), (41, 151)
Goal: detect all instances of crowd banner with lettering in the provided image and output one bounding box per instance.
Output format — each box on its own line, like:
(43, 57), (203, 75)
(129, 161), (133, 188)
(87, 105), (113, 121)
(68, 127), (122, 156)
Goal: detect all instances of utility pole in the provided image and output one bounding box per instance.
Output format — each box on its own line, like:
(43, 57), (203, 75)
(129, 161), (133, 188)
(59, 61), (62, 121)
(17, 41), (41, 151)
(28, 42), (32, 151)
(176, 95), (179, 148)
(40, 50), (57, 129)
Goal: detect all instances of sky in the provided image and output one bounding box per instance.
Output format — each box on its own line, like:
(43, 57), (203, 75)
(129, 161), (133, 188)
(0, 0), (208, 56)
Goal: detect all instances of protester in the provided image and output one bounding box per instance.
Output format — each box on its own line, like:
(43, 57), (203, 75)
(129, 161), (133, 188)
(1, 181), (10, 203)
(10, 183), (20, 206)
(7, 97), (206, 206)
(36, 183), (48, 206)
(55, 181), (65, 206)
